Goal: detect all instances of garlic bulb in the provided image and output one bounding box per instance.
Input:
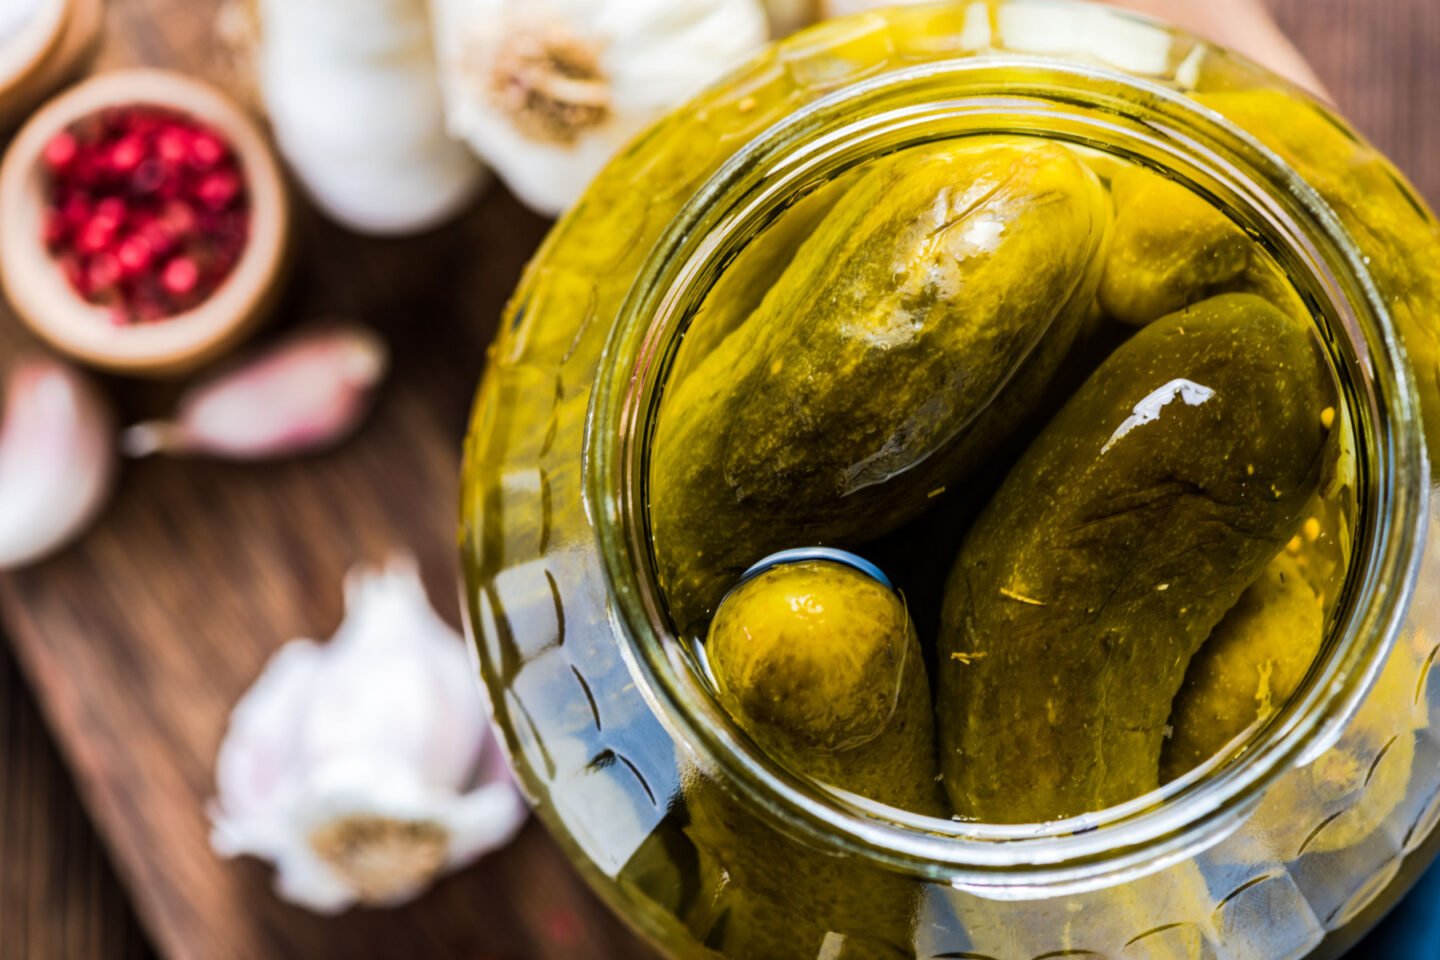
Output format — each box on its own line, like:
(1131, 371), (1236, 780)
(257, 0), (486, 235)
(0, 355), (116, 569)
(211, 557), (527, 913)
(430, 0), (770, 216)
(121, 325), (388, 461)
(0, 0), (42, 51)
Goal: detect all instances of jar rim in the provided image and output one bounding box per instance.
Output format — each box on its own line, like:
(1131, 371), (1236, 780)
(587, 50), (1428, 891)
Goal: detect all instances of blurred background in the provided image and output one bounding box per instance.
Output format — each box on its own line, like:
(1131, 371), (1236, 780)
(1, 0), (1437, 958)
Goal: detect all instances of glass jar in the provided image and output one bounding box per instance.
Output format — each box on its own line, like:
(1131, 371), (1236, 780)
(459, 2), (1440, 957)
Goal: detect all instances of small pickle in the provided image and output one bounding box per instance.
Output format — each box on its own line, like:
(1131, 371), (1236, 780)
(1098, 165), (1252, 326)
(652, 138), (1111, 632)
(938, 293), (1333, 823)
(1162, 553), (1325, 782)
(686, 560), (942, 959)
(706, 560), (944, 814)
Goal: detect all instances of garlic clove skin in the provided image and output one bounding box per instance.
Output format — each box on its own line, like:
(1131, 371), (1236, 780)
(432, 0), (770, 217)
(211, 557), (527, 913)
(0, 355), (116, 569)
(257, 0), (487, 235)
(121, 324), (389, 461)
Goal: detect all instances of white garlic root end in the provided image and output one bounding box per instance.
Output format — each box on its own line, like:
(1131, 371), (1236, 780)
(210, 556), (528, 913)
(0, 356), (117, 569)
(431, 0), (771, 216)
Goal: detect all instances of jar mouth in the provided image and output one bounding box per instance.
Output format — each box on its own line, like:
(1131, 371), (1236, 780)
(587, 55), (1427, 893)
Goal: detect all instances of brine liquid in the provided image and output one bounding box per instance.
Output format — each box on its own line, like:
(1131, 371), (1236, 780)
(649, 135), (1360, 818)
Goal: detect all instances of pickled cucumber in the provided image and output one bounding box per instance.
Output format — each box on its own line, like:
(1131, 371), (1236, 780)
(938, 293), (1334, 823)
(1099, 165), (1252, 326)
(1162, 553), (1325, 782)
(670, 170), (862, 384)
(686, 560), (941, 958)
(652, 138), (1112, 632)
(706, 560), (944, 814)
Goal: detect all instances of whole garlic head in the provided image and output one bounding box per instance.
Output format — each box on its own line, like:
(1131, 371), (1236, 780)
(431, 0), (770, 216)
(211, 557), (526, 913)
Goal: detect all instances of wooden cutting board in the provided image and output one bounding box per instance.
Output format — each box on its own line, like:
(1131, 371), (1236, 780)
(0, 1), (656, 957)
(1, 1), (1437, 959)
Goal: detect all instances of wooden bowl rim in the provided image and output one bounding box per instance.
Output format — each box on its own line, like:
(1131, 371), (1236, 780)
(0, 68), (290, 375)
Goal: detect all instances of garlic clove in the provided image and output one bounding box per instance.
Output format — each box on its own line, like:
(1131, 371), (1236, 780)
(0, 355), (116, 569)
(211, 557), (527, 913)
(121, 324), (389, 461)
(432, 0), (770, 217)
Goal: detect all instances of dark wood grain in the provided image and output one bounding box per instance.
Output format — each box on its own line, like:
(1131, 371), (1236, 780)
(1, 1), (1436, 959)
(0, 641), (155, 960)
(1268, 0), (1440, 207)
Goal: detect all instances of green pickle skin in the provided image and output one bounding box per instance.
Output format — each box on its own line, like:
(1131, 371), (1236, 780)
(1099, 165), (1252, 326)
(706, 561), (945, 815)
(668, 171), (862, 385)
(685, 561), (942, 958)
(1162, 553), (1325, 782)
(937, 293), (1334, 823)
(652, 138), (1111, 632)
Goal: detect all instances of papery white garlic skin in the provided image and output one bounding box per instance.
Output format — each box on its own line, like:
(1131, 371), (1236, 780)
(258, 0), (487, 235)
(432, 0), (770, 217)
(0, 356), (116, 569)
(211, 557), (528, 913)
(0, 0), (43, 51)
(121, 325), (389, 461)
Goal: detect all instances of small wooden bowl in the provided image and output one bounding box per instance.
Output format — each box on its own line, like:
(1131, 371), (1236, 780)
(0, 69), (290, 377)
(0, 0), (103, 131)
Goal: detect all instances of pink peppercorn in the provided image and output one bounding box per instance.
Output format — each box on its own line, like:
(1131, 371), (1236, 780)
(161, 256), (199, 296)
(39, 106), (251, 323)
(115, 235), (154, 276)
(43, 131), (78, 172)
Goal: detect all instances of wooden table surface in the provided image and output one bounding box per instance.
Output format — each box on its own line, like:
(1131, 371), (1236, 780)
(2, 1), (1438, 958)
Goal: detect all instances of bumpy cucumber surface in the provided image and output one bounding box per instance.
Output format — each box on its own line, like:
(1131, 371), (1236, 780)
(938, 293), (1334, 823)
(652, 138), (1111, 632)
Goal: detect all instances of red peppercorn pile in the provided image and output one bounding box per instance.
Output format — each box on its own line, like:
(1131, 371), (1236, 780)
(41, 106), (251, 324)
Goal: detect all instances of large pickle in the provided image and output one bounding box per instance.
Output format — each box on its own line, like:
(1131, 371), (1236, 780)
(937, 293), (1334, 823)
(670, 170), (862, 384)
(652, 138), (1111, 631)
(685, 560), (942, 958)
(1161, 552), (1325, 781)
